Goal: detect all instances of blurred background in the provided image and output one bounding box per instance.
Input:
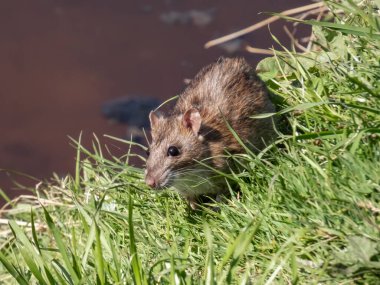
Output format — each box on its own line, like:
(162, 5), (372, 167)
(0, 0), (312, 202)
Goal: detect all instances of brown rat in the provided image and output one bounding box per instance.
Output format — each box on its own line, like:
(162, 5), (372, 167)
(145, 57), (276, 208)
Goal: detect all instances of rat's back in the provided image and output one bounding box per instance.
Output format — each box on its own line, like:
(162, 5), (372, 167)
(174, 57), (276, 152)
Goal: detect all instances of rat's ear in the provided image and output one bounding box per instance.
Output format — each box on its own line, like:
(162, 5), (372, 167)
(149, 111), (160, 129)
(183, 108), (201, 135)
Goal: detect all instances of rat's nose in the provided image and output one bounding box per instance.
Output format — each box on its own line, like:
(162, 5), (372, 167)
(145, 176), (157, 188)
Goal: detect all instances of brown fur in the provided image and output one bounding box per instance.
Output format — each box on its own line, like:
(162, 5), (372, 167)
(145, 57), (276, 203)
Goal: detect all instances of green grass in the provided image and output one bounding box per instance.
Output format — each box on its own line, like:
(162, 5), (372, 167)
(1, 1), (380, 284)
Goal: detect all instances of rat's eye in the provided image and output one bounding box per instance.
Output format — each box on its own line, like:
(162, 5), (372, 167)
(167, 146), (180, 157)
(146, 148), (150, 156)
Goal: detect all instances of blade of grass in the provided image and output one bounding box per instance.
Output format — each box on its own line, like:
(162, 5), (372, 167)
(74, 132), (82, 193)
(42, 207), (79, 284)
(94, 222), (106, 285)
(128, 195), (147, 285)
(0, 251), (29, 285)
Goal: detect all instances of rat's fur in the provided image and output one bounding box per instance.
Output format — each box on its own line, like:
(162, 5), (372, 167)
(145, 57), (276, 206)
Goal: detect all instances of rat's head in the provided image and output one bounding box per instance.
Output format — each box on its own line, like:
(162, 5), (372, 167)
(145, 108), (209, 191)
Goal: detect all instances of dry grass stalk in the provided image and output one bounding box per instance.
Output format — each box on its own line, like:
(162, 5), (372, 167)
(204, 2), (325, 49)
(245, 46), (274, 55)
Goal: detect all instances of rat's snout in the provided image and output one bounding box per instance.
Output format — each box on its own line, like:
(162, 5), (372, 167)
(145, 173), (157, 189)
(145, 177), (157, 188)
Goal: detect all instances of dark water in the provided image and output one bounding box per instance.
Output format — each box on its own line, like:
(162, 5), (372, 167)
(0, 0), (311, 202)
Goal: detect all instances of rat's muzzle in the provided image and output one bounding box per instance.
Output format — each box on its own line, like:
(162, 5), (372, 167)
(145, 174), (158, 189)
(145, 167), (171, 190)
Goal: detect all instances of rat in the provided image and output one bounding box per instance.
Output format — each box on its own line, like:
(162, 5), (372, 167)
(144, 57), (276, 209)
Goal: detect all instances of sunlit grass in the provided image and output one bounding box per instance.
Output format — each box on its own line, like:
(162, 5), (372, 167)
(1, 1), (379, 284)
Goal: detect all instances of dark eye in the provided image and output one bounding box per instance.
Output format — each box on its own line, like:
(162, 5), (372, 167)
(146, 148), (150, 156)
(167, 146), (180, 156)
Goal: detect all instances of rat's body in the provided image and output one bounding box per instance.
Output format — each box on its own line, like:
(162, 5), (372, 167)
(145, 58), (276, 207)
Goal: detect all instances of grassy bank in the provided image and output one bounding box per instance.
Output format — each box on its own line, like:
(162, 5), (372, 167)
(1, 1), (379, 284)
